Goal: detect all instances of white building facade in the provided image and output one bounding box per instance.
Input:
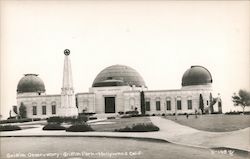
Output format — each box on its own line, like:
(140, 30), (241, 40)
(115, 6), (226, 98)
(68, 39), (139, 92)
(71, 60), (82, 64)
(15, 51), (222, 119)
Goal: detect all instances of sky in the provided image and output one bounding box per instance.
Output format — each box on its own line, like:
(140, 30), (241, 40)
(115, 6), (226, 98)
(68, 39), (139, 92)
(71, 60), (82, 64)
(1, 0), (249, 119)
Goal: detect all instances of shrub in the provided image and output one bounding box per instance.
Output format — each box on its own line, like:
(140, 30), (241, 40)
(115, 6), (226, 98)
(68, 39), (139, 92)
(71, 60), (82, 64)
(118, 111), (124, 115)
(224, 111), (250, 115)
(0, 125), (21, 131)
(178, 113), (188, 115)
(131, 114), (149, 117)
(125, 110), (139, 115)
(47, 116), (61, 123)
(19, 102), (27, 118)
(66, 123), (93, 132)
(211, 112), (222, 114)
(33, 118), (41, 121)
(115, 123), (159, 132)
(107, 116), (116, 119)
(19, 118), (32, 122)
(47, 116), (85, 124)
(120, 114), (132, 118)
(79, 112), (96, 116)
(42, 123), (65, 131)
(78, 115), (88, 122)
(88, 116), (98, 120)
(0, 118), (32, 124)
(7, 117), (16, 120)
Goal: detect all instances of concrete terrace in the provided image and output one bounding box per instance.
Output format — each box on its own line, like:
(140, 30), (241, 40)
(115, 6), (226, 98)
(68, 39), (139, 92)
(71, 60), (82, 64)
(0, 117), (249, 152)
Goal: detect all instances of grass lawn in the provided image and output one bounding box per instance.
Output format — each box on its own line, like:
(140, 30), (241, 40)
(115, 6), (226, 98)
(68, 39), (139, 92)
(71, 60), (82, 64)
(90, 117), (152, 132)
(165, 114), (250, 132)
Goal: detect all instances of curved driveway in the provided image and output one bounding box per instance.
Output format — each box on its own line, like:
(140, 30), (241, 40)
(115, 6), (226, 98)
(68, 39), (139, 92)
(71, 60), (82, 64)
(1, 117), (249, 152)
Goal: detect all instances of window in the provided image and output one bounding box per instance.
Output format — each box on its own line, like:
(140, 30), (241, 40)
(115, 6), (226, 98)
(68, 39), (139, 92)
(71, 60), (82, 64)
(188, 100), (192, 110)
(177, 100), (182, 110)
(207, 100), (209, 105)
(42, 105), (46, 115)
(52, 105), (56, 114)
(32, 106), (37, 115)
(156, 101), (161, 111)
(146, 101), (150, 111)
(166, 100), (171, 110)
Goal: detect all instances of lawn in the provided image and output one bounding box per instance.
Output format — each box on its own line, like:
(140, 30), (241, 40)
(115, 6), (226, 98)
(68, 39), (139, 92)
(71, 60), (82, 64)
(165, 114), (250, 132)
(90, 117), (152, 132)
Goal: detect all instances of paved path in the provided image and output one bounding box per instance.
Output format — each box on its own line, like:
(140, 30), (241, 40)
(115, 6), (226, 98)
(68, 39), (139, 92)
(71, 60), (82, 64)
(150, 117), (250, 152)
(1, 117), (249, 152)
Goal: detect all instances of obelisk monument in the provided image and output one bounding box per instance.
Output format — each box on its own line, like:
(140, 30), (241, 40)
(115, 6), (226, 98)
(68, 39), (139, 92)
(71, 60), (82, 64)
(59, 49), (78, 117)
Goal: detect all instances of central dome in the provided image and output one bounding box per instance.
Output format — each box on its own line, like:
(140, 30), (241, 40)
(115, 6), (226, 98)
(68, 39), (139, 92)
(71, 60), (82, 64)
(92, 65), (146, 87)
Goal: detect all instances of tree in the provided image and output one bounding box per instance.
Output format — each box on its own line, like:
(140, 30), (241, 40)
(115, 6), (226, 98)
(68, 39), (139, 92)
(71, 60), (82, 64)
(209, 93), (217, 113)
(199, 94), (204, 114)
(13, 106), (18, 114)
(19, 102), (27, 118)
(140, 91), (145, 115)
(232, 89), (250, 114)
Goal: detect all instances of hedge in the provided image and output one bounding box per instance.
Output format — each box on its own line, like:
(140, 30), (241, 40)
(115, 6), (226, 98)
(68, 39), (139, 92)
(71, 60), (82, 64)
(120, 115), (132, 118)
(0, 118), (32, 124)
(225, 111), (250, 115)
(115, 123), (159, 132)
(125, 110), (139, 115)
(89, 117), (98, 120)
(0, 125), (21, 131)
(107, 116), (116, 119)
(42, 123), (66, 131)
(47, 116), (88, 124)
(66, 123), (93, 132)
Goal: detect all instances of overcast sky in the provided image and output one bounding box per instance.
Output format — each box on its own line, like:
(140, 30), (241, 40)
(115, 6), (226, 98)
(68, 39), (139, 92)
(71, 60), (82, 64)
(1, 0), (249, 119)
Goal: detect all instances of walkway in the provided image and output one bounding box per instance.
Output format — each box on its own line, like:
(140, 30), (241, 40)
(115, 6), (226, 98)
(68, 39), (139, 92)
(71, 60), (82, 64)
(150, 117), (250, 152)
(0, 117), (249, 152)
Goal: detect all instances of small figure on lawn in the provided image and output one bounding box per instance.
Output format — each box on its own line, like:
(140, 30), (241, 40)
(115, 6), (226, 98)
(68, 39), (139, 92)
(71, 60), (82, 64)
(186, 114), (189, 119)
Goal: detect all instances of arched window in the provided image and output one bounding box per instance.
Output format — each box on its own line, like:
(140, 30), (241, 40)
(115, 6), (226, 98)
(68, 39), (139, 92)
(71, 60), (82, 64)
(156, 97), (161, 111)
(145, 98), (150, 111)
(32, 102), (37, 115)
(166, 97), (171, 110)
(51, 101), (56, 115)
(42, 102), (46, 115)
(187, 96), (192, 110)
(177, 97), (182, 110)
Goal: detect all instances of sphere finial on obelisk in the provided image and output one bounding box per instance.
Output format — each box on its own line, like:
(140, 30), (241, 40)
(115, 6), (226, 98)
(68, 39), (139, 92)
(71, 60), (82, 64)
(64, 49), (70, 56)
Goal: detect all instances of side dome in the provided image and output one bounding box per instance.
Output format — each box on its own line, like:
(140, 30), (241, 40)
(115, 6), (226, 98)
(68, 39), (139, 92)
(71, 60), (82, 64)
(92, 65), (146, 87)
(17, 74), (46, 93)
(182, 66), (212, 86)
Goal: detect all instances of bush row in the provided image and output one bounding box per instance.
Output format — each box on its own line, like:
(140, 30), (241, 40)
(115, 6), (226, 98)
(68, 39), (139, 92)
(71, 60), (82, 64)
(43, 123), (66, 130)
(225, 111), (250, 115)
(66, 123), (93, 132)
(47, 116), (88, 124)
(0, 125), (21, 131)
(0, 118), (31, 124)
(115, 123), (159, 132)
(42, 123), (93, 132)
(43, 122), (159, 132)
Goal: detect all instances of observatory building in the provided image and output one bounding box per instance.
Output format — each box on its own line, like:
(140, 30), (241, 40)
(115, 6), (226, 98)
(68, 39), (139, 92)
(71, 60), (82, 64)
(15, 50), (222, 118)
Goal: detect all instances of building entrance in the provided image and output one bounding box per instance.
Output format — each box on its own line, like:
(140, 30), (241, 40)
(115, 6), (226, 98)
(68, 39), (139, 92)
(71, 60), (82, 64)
(105, 97), (115, 113)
